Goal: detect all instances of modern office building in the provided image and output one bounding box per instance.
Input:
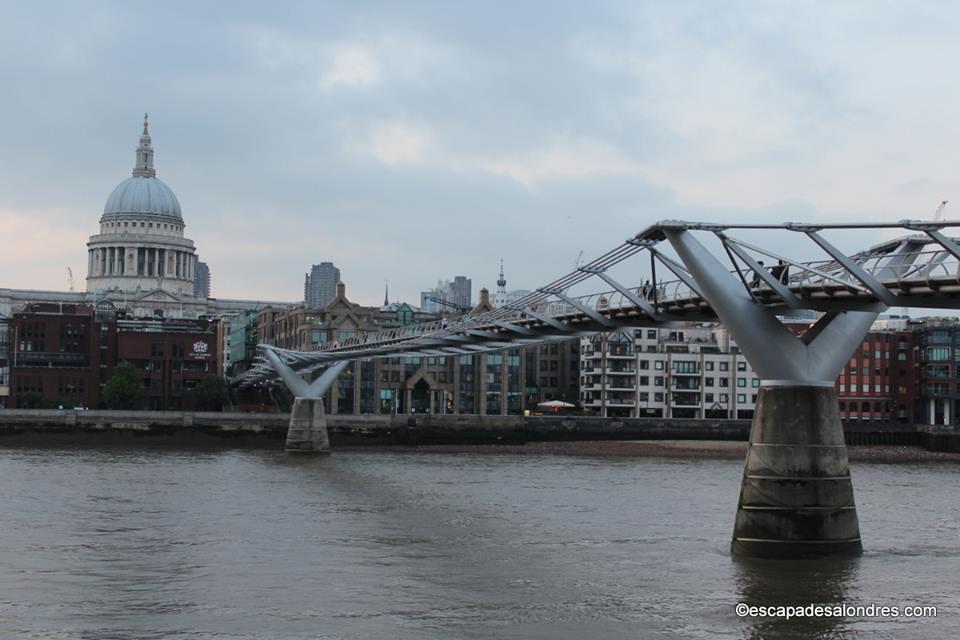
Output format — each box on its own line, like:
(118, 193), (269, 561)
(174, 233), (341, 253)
(0, 314), (8, 407)
(194, 262), (211, 299)
(304, 262), (341, 309)
(913, 319), (960, 425)
(580, 325), (761, 419)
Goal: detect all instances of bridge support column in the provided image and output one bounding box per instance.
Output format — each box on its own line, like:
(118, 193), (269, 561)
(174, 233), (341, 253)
(263, 349), (347, 455)
(732, 384), (861, 557)
(661, 227), (894, 558)
(286, 397), (330, 454)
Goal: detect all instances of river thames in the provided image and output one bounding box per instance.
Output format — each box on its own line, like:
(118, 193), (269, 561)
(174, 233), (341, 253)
(0, 447), (956, 639)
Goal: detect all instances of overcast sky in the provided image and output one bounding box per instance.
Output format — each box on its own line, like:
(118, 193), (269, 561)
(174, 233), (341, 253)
(1, 1), (958, 306)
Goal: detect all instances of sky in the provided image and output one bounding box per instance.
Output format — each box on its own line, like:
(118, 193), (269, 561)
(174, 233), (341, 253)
(1, 1), (959, 306)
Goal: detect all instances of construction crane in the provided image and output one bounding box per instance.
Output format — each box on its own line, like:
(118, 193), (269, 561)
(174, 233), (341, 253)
(424, 295), (471, 313)
(66, 267), (74, 292)
(935, 200), (949, 221)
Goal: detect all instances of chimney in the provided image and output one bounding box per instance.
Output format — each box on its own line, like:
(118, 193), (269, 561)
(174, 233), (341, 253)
(336, 281), (346, 299)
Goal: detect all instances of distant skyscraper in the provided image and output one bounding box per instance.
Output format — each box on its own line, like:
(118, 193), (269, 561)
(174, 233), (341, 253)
(450, 276), (472, 310)
(305, 262), (340, 308)
(193, 261), (210, 299)
(420, 276), (472, 312)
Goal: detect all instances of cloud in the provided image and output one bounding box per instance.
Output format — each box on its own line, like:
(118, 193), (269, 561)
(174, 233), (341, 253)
(347, 123), (642, 189)
(348, 120), (434, 166)
(319, 44), (381, 89)
(478, 136), (643, 188)
(0, 210), (90, 289)
(4, 2), (960, 306)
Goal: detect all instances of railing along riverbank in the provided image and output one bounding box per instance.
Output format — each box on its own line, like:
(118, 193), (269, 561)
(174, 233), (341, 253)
(0, 409), (957, 452)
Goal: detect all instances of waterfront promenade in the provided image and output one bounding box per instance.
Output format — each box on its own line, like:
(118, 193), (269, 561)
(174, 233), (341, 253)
(1, 410), (957, 453)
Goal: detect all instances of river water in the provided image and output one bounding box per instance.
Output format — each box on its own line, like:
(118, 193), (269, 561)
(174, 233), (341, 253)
(0, 447), (956, 639)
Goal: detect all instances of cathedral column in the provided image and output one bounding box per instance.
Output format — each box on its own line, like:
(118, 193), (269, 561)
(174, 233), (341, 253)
(87, 250), (93, 278)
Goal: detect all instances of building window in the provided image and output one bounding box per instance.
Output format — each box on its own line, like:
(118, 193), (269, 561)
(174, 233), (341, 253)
(705, 377), (714, 387)
(705, 362), (714, 371)
(751, 378), (759, 388)
(737, 361), (747, 371)
(654, 361), (664, 370)
(639, 360), (650, 370)
(719, 362), (729, 372)
(737, 378), (746, 387)
(654, 392), (664, 402)
(737, 394), (746, 404)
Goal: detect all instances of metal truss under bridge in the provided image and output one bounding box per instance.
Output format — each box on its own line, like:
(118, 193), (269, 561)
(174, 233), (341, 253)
(239, 219), (960, 391)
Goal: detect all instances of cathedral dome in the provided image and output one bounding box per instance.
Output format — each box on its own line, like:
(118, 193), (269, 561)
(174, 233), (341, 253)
(103, 176), (182, 221)
(100, 113), (183, 222)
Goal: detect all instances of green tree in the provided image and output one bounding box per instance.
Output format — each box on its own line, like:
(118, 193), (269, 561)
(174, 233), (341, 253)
(102, 361), (142, 410)
(17, 392), (43, 409)
(192, 375), (229, 412)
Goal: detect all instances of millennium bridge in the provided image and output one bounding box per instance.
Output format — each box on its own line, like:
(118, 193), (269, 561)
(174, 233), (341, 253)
(238, 219), (960, 558)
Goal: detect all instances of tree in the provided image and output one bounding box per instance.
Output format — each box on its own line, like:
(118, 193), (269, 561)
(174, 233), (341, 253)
(17, 392), (43, 409)
(102, 361), (142, 410)
(192, 375), (229, 412)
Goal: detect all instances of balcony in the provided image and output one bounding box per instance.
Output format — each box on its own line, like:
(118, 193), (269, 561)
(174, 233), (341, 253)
(606, 368), (636, 375)
(15, 351), (89, 368)
(925, 385), (952, 397)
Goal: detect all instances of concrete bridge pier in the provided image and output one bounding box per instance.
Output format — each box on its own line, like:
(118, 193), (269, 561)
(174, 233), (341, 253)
(660, 226), (919, 557)
(264, 349), (347, 455)
(732, 384), (861, 557)
(286, 397), (330, 454)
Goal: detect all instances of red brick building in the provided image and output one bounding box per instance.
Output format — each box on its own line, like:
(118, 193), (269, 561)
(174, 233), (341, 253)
(835, 330), (916, 423)
(8, 303), (218, 410)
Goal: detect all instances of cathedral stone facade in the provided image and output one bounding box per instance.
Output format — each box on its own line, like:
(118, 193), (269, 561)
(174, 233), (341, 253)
(0, 116), (288, 320)
(85, 114), (205, 317)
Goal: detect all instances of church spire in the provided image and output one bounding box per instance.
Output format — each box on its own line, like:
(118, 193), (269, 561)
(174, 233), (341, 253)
(384, 280), (390, 306)
(132, 113), (156, 178)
